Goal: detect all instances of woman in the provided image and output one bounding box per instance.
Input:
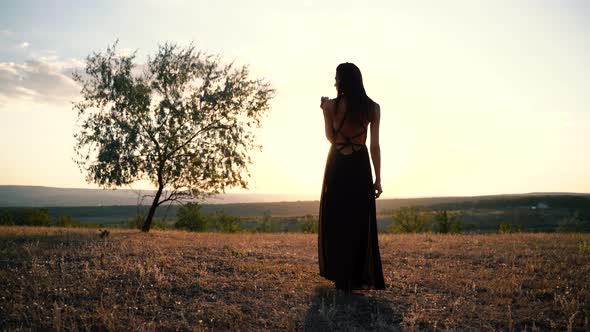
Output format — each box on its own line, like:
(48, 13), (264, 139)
(318, 62), (385, 291)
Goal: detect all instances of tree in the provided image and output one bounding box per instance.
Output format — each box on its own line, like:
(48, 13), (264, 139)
(0, 210), (14, 225)
(21, 208), (52, 226)
(175, 202), (208, 232)
(499, 223), (512, 234)
(300, 214), (318, 233)
(258, 210), (273, 232)
(434, 210), (462, 234)
(557, 210), (589, 232)
(210, 210), (241, 233)
(73, 41), (275, 232)
(388, 206), (432, 233)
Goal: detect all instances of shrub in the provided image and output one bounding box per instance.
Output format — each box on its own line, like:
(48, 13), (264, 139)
(175, 203), (208, 232)
(127, 214), (169, 230)
(434, 210), (462, 234)
(300, 214), (318, 233)
(0, 210), (14, 225)
(53, 215), (81, 227)
(498, 223), (522, 233)
(499, 223), (511, 233)
(151, 218), (173, 230)
(21, 208), (52, 226)
(388, 206), (432, 233)
(257, 210), (274, 233)
(211, 211), (241, 233)
(557, 210), (588, 232)
(579, 240), (590, 254)
(128, 214), (145, 230)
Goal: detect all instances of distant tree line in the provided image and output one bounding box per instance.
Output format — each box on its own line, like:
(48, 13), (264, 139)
(388, 206), (463, 234)
(0, 208), (81, 227)
(0, 205), (320, 233)
(5, 202), (587, 234)
(125, 203), (319, 234)
(172, 203), (243, 233)
(387, 204), (590, 234)
(430, 195), (590, 210)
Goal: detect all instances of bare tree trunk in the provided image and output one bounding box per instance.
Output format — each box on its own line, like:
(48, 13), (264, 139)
(142, 185), (163, 232)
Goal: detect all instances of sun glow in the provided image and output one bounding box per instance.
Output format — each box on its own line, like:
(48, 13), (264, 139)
(1, 1), (589, 199)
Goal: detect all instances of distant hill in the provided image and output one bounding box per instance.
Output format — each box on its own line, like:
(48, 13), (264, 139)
(0, 185), (317, 207)
(376, 192), (590, 213)
(2, 186), (590, 232)
(1, 185), (589, 221)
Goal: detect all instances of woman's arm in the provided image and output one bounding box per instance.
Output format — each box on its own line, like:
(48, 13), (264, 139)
(321, 97), (334, 144)
(369, 103), (382, 198)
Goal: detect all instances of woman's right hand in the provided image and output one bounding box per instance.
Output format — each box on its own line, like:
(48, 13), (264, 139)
(320, 96), (329, 109)
(374, 181), (383, 199)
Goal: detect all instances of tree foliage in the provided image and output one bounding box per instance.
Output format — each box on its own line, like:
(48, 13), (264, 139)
(210, 211), (241, 233)
(434, 210), (462, 234)
(175, 202), (208, 232)
(0, 208), (80, 227)
(388, 206), (432, 233)
(258, 210), (274, 233)
(557, 210), (589, 232)
(22, 209), (52, 226)
(72, 40), (275, 231)
(299, 214), (318, 233)
(53, 215), (81, 227)
(0, 210), (14, 225)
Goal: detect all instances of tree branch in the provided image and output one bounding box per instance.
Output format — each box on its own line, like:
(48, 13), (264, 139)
(157, 189), (189, 206)
(166, 120), (228, 158)
(137, 116), (162, 158)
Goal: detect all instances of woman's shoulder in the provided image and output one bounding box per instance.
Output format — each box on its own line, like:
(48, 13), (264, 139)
(321, 97), (339, 112)
(368, 97), (379, 109)
(369, 100), (380, 121)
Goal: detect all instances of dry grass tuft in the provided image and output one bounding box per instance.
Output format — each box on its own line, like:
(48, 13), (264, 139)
(0, 226), (589, 331)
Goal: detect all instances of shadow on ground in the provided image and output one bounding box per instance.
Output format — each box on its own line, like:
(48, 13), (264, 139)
(303, 286), (403, 331)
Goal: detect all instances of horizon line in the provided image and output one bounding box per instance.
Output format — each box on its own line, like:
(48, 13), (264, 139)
(1, 184), (589, 201)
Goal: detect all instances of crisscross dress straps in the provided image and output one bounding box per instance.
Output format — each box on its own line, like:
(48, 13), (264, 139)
(332, 98), (367, 153)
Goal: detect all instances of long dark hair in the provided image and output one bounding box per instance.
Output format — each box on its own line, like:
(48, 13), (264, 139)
(335, 63), (374, 120)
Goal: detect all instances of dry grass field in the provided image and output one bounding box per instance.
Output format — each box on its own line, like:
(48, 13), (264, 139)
(0, 226), (589, 331)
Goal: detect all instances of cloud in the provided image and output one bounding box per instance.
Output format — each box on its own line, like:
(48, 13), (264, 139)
(19, 42), (29, 48)
(0, 54), (84, 108)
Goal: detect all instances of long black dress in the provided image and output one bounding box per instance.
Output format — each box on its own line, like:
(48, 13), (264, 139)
(318, 103), (386, 290)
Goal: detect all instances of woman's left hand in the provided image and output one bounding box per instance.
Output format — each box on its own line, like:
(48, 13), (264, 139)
(320, 96), (329, 109)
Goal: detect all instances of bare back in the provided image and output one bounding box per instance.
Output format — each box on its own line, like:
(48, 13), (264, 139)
(325, 98), (374, 155)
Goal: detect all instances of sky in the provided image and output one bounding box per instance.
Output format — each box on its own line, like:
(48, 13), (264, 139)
(1, 0), (589, 200)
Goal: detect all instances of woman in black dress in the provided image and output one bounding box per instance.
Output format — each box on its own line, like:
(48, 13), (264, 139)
(318, 62), (385, 291)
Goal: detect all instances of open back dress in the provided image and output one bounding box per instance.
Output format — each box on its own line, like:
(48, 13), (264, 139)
(318, 98), (386, 290)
